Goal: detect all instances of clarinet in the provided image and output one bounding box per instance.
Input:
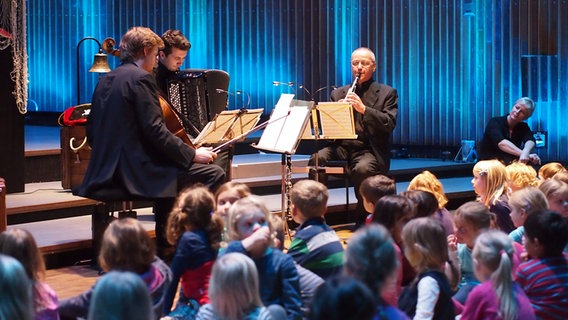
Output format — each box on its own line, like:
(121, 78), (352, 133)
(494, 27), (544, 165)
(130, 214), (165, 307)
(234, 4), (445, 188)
(345, 73), (361, 98)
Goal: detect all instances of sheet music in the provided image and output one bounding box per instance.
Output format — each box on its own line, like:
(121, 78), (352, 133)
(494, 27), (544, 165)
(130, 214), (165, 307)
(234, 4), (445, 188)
(317, 101), (357, 139)
(194, 110), (238, 145)
(256, 94), (311, 154)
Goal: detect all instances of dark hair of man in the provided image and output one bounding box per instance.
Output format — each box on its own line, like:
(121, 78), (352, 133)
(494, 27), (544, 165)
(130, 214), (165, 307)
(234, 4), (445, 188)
(161, 29), (191, 56)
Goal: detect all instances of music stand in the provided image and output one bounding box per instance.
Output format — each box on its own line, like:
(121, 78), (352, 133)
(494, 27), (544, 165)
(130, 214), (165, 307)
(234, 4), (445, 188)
(254, 94), (313, 240)
(194, 108), (263, 147)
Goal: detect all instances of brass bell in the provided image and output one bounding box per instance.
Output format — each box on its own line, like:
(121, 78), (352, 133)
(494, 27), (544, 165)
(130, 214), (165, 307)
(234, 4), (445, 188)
(88, 53), (111, 73)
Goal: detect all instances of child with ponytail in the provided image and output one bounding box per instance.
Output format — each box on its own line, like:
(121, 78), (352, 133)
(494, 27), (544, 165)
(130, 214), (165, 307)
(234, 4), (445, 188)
(460, 230), (535, 320)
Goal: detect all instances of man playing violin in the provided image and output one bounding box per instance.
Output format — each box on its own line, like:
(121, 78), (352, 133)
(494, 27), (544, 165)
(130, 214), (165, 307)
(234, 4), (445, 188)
(309, 47), (398, 228)
(75, 26), (225, 259)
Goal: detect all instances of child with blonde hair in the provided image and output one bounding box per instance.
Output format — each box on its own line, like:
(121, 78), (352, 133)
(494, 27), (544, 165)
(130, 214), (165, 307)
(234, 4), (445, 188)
(472, 160), (515, 233)
(407, 171), (454, 236)
(508, 187), (548, 244)
(398, 218), (458, 320)
(447, 201), (493, 304)
(506, 161), (538, 192)
(163, 186), (224, 319)
(196, 253), (286, 320)
(460, 230), (535, 320)
(0, 229), (58, 320)
(223, 196), (302, 320)
(538, 178), (568, 217)
(537, 162), (566, 181)
(287, 179), (343, 279)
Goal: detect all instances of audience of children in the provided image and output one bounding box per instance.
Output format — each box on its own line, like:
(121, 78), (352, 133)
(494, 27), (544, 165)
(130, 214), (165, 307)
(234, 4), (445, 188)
(196, 252), (286, 320)
(516, 210), (568, 319)
(505, 161), (538, 192)
(398, 217), (458, 320)
(359, 174), (397, 224)
(460, 230), (536, 320)
(163, 186), (223, 319)
(0, 253), (34, 320)
(0, 228), (59, 320)
(309, 275), (376, 320)
(507, 187), (548, 245)
(553, 170), (568, 184)
(58, 218), (172, 320)
(343, 224), (409, 320)
(87, 271), (153, 320)
(538, 178), (568, 217)
(287, 179), (344, 279)
(11, 160), (568, 320)
(447, 201), (493, 304)
(406, 170), (455, 235)
(472, 159), (515, 233)
(223, 195), (302, 320)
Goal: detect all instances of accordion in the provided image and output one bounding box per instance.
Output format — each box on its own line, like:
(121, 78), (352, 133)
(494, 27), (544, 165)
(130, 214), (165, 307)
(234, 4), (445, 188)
(166, 69), (230, 136)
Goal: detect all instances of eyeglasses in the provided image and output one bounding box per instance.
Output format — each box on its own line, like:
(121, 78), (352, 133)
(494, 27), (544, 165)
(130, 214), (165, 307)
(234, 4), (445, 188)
(351, 59), (375, 67)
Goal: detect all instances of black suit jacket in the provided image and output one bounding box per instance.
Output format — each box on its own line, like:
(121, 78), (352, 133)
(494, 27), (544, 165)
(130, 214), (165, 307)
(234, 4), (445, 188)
(330, 81), (398, 171)
(75, 62), (195, 199)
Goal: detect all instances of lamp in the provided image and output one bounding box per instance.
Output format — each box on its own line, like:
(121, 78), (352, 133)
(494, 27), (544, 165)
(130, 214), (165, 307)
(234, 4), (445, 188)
(76, 37), (111, 105)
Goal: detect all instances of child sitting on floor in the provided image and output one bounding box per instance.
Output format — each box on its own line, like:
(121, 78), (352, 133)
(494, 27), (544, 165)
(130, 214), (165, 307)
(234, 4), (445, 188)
(516, 210), (568, 319)
(359, 174), (397, 224)
(287, 179), (344, 279)
(0, 228), (59, 320)
(163, 186), (224, 319)
(222, 196), (302, 320)
(460, 230), (535, 320)
(398, 217), (458, 320)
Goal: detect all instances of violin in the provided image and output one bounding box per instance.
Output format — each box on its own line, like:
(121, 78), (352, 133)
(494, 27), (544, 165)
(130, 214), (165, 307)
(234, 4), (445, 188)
(158, 95), (195, 148)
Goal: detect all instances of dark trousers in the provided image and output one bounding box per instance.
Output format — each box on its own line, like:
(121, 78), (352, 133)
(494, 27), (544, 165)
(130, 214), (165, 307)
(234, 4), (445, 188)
(309, 143), (387, 226)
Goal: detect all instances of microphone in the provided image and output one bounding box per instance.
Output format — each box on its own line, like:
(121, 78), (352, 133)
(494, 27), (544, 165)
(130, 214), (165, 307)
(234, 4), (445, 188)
(236, 90), (251, 109)
(216, 88), (248, 110)
(272, 81), (297, 94)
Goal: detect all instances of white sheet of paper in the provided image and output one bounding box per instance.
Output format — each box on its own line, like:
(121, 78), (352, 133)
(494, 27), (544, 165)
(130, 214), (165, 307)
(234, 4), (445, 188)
(256, 94), (310, 154)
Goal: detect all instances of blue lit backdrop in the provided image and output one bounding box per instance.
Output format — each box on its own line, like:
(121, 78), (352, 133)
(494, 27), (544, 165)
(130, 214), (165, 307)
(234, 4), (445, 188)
(26, 0), (568, 162)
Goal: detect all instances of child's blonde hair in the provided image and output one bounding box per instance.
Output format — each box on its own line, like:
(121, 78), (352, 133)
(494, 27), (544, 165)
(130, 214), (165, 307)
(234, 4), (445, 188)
(538, 162), (566, 181)
(407, 170), (448, 208)
(290, 179), (329, 218)
(539, 178), (568, 200)
(166, 185), (223, 251)
(401, 217), (459, 289)
(225, 196), (277, 244)
(473, 230), (517, 320)
(508, 187), (548, 215)
(506, 162), (538, 191)
(209, 253), (263, 320)
(473, 160), (509, 206)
